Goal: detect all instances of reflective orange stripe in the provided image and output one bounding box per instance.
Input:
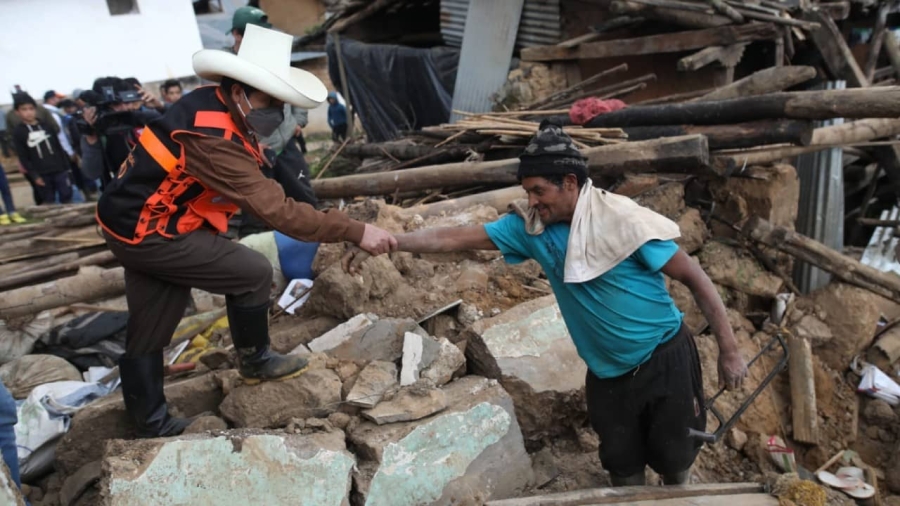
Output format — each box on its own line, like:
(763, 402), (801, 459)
(139, 128), (179, 173)
(194, 111), (238, 132)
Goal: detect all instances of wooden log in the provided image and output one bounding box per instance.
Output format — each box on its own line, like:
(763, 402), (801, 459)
(707, 0), (743, 23)
(733, 8), (820, 30)
(521, 23), (779, 62)
(885, 32), (900, 80)
(557, 32), (602, 49)
(401, 186), (527, 218)
(609, 0), (731, 29)
(864, 5), (889, 82)
(486, 482), (766, 506)
(526, 63), (629, 110)
(0, 250), (117, 291)
(858, 218), (900, 227)
(624, 120), (813, 149)
(678, 43), (746, 71)
(0, 266), (126, 319)
(539, 73), (657, 110)
(311, 135), (710, 198)
(0, 252), (80, 279)
(788, 333), (819, 444)
(341, 142), (476, 161)
(714, 118), (900, 166)
(819, 1), (850, 21)
(692, 65), (817, 102)
(802, 10), (868, 87)
(587, 88), (900, 128)
(743, 216), (900, 304)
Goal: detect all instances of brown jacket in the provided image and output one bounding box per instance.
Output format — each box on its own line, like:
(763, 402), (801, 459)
(179, 133), (364, 244)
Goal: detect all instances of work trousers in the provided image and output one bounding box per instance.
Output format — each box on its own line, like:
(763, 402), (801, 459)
(585, 324), (706, 479)
(104, 231), (273, 357)
(36, 171), (73, 205)
(0, 165), (15, 214)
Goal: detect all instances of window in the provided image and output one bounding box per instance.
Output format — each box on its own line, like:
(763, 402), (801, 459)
(107, 0), (140, 15)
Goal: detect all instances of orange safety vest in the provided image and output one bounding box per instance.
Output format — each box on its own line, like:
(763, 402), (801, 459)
(96, 86), (264, 244)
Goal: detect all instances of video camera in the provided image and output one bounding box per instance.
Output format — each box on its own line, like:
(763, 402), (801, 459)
(73, 85), (143, 136)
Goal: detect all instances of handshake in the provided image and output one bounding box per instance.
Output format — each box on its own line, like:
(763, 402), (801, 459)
(345, 224), (397, 274)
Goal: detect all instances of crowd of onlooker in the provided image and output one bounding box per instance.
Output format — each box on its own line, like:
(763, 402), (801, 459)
(0, 78), (186, 224)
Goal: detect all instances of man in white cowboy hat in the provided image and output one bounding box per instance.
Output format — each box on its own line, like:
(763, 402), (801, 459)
(95, 25), (397, 438)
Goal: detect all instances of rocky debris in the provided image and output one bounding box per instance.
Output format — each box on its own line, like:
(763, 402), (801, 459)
(0, 458), (26, 506)
(325, 318), (428, 363)
(269, 315), (341, 354)
(463, 295), (586, 439)
(400, 332), (439, 386)
(328, 412), (353, 430)
(198, 349), (233, 370)
(219, 369), (342, 428)
(393, 252), (436, 280)
(183, 415), (228, 434)
(710, 164), (799, 238)
(808, 283), (882, 371)
(421, 338), (466, 386)
(349, 376), (532, 505)
(675, 207), (709, 255)
(56, 372), (225, 478)
(633, 182), (685, 219)
(101, 431), (355, 506)
(304, 313), (377, 354)
(362, 384), (448, 425)
(454, 263), (490, 292)
(864, 399), (898, 427)
(698, 242), (784, 298)
(726, 428), (749, 452)
(0, 354), (83, 398)
(531, 447), (561, 488)
(346, 361), (398, 408)
(60, 460), (101, 506)
(889, 448), (900, 494)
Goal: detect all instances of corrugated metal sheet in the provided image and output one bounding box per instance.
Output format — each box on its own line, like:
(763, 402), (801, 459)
(440, 0), (560, 49)
(449, 0), (525, 121)
(793, 80), (846, 293)
(861, 205), (900, 274)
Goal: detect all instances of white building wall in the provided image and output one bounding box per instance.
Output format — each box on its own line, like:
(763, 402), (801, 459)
(0, 0), (203, 104)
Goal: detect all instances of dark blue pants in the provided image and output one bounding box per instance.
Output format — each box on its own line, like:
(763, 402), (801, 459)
(0, 164), (15, 214)
(37, 171), (73, 205)
(0, 382), (21, 488)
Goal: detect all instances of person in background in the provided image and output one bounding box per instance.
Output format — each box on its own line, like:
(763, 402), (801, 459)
(161, 79), (183, 105)
(12, 92), (74, 205)
(0, 106), (10, 158)
(0, 382), (22, 491)
(59, 99), (98, 201)
(327, 91), (348, 142)
(0, 161), (26, 225)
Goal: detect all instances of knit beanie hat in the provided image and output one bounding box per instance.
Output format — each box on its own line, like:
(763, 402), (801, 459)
(518, 119), (588, 180)
(12, 92), (36, 110)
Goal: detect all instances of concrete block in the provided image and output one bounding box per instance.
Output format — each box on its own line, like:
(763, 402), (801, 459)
(219, 369), (342, 428)
(56, 372), (225, 478)
(463, 295), (587, 439)
(346, 361), (398, 408)
(326, 318), (429, 363)
(350, 376), (532, 505)
(303, 313), (378, 354)
(102, 431), (355, 506)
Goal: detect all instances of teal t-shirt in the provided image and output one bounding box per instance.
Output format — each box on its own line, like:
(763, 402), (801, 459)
(484, 214), (684, 379)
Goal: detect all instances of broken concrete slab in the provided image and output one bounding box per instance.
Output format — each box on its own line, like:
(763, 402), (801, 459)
(303, 313), (378, 354)
(102, 431), (355, 506)
(421, 338), (466, 387)
(362, 385), (448, 425)
(346, 361), (398, 408)
(55, 372), (225, 479)
(400, 332), (439, 386)
(463, 295), (587, 439)
(219, 369), (342, 428)
(325, 318), (429, 363)
(0, 458), (25, 506)
(350, 376), (532, 505)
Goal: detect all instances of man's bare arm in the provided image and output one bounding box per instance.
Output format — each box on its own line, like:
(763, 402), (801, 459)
(662, 249), (748, 390)
(342, 226), (496, 274)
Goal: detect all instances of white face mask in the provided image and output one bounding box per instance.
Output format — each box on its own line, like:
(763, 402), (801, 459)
(237, 91), (283, 137)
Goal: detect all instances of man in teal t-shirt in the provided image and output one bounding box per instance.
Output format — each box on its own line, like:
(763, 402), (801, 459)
(343, 121), (748, 487)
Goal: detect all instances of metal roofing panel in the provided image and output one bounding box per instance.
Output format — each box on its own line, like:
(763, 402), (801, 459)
(440, 0), (560, 49)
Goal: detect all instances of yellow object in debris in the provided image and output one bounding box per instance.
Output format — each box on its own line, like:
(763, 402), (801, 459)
(175, 315), (230, 364)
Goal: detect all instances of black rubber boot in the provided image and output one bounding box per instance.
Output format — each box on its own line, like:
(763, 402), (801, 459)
(662, 469), (691, 485)
(610, 472), (646, 487)
(227, 301), (308, 385)
(118, 354), (191, 438)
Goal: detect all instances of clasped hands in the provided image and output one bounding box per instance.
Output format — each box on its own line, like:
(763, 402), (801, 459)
(343, 224), (395, 274)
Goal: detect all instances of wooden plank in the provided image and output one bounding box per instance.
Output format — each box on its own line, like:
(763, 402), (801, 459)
(486, 483), (766, 506)
(678, 44), (746, 71)
(521, 23), (779, 62)
(624, 120), (813, 150)
(885, 32), (900, 80)
(864, 4), (889, 81)
(707, 0), (743, 23)
(694, 66), (817, 101)
(558, 32), (602, 49)
(802, 10), (868, 87)
(788, 333), (819, 444)
(609, 0), (730, 29)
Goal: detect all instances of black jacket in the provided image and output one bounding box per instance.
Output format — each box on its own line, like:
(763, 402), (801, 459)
(13, 121), (70, 176)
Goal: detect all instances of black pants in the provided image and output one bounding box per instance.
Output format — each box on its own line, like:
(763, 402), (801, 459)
(585, 324), (706, 478)
(36, 171), (74, 204)
(104, 232), (273, 357)
(332, 124), (347, 142)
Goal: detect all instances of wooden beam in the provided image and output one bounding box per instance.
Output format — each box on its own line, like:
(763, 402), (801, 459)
(693, 65), (817, 101)
(521, 23), (779, 62)
(609, 0), (730, 29)
(586, 88), (900, 128)
(400, 186), (526, 219)
(864, 4), (889, 82)
(743, 217), (900, 304)
(858, 218), (900, 227)
(624, 120), (813, 150)
(0, 266), (126, 319)
(818, 1), (851, 21)
(707, 0), (743, 23)
(884, 32), (900, 80)
(802, 10), (869, 87)
(788, 333), (819, 444)
(486, 483), (766, 506)
(311, 135), (711, 199)
(678, 43), (746, 71)
(557, 32), (603, 49)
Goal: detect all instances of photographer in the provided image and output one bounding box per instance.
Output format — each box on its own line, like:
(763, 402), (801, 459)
(79, 77), (161, 188)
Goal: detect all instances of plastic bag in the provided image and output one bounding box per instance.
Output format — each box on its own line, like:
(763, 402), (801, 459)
(856, 362), (900, 405)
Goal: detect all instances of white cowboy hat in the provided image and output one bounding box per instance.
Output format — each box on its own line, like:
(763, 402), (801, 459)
(192, 24), (327, 109)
